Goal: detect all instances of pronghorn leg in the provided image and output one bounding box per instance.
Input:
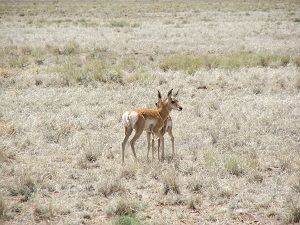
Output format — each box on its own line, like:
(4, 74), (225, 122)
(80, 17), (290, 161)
(122, 127), (133, 163)
(151, 133), (155, 160)
(130, 129), (143, 161)
(146, 131), (151, 161)
(154, 131), (164, 161)
(168, 128), (175, 158)
(157, 138), (161, 160)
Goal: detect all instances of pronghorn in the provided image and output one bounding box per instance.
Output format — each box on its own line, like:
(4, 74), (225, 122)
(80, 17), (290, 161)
(146, 90), (178, 160)
(121, 89), (182, 163)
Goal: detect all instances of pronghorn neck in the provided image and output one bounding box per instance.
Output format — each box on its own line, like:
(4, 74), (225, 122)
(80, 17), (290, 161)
(158, 99), (172, 120)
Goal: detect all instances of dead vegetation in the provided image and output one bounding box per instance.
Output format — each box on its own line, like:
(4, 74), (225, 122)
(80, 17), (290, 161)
(0, 0), (299, 224)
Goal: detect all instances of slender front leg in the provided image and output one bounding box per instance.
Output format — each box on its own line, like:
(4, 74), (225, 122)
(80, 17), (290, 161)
(168, 128), (175, 158)
(151, 133), (155, 160)
(154, 131), (164, 161)
(146, 131), (151, 160)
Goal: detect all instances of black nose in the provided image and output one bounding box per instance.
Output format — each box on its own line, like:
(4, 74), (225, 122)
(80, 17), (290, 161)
(178, 107), (183, 111)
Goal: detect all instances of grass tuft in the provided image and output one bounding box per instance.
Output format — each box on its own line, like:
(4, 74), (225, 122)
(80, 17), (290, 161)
(0, 196), (7, 220)
(0, 120), (15, 136)
(163, 173), (181, 195)
(107, 195), (140, 217)
(9, 174), (36, 202)
(109, 20), (130, 27)
(0, 68), (15, 77)
(98, 178), (124, 197)
(224, 155), (257, 176)
(113, 215), (143, 225)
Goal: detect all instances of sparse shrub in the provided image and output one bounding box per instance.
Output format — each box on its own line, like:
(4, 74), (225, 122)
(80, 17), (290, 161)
(120, 164), (137, 179)
(0, 68), (15, 77)
(45, 44), (60, 55)
(224, 155), (257, 176)
(163, 173), (180, 195)
(280, 55), (290, 66)
(187, 195), (202, 211)
(109, 20), (129, 27)
(257, 54), (276, 67)
(248, 172), (264, 183)
(98, 178), (124, 197)
(285, 195), (300, 223)
(107, 195), (139, 217)
(61, 41), (80, 55)
(125, 70), (156, 84)
(291, 172), (300, 193)
(51, 63), (82, 85)
(225, 156), (244, 176)
(85, 150), (98, 163)
(293, 18), (300, 23)
(34, 203), (58, 222)
(294, 56), (300, 67)
(113, 215), (143, 225)
(0, 120), (15, 136)
(0, 196), (7, 220)
(9, 175), (36, 202)
(9, 55), (31, 68)
(84, 61), (124, 84)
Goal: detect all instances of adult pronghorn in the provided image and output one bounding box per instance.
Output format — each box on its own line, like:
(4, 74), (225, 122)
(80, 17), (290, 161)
(121, 89), (182, 163)
(146, 90), (178, 160)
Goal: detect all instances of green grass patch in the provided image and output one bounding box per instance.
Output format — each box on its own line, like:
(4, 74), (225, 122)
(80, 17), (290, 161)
(224, 155), (258, 176)
(109, 20), (130, 27)
(160, 52), (297, 74)
(113, 215), (143, 225)
(9, 175), (36, 202)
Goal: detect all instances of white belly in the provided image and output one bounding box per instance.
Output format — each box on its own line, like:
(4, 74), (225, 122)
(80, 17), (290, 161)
(144, 119), (157, 131)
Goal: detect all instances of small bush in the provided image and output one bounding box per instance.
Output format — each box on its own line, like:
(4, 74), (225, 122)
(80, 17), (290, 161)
(163, 173), (180, 195)
(0, 68), (15, 77)
(280, 55), (290, 66)
(109, 20), (129, 27)
(9, 175), (36, 201)
(61, 41), (80, 55)
(0, 120), (15, 136)
(285, 196), (300, 223)
(83, 61), (124, 84)
(107, 195), (140, 217)
(224, 155), (257, 176)
(294, 56), (300, 67)
(98, 178), (124, 197)
(34, 203), (58, 222)
(113, 215), (143, 225)
(225, 156), (243, 176)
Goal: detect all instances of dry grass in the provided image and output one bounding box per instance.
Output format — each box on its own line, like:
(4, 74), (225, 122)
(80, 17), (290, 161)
(0, 0), (300, 224)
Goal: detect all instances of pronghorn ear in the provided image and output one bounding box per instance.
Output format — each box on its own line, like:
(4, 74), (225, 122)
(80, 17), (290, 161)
(174, 89), (179, 97)
(158, 91), (162, 100)
(167, 88), (173, 97)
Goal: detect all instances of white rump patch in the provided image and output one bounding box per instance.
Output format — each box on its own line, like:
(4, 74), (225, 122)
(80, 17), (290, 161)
(129, 111), (139, 128)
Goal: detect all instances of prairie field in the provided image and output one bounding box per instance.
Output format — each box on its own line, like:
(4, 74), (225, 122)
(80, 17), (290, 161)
(1, 0), (300, 224)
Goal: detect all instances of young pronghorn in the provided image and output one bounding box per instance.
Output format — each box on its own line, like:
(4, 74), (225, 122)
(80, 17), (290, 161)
(121, 89), (182, 163)
(146, 90), (178, 160)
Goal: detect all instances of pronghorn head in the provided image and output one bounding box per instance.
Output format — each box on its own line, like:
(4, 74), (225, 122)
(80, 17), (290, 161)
(155, 89), (182, 111)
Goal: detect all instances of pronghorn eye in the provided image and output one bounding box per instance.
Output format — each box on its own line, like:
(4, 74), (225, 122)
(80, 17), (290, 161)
(171, 100), (175, 104)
